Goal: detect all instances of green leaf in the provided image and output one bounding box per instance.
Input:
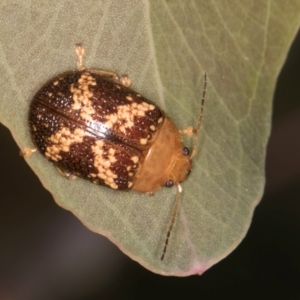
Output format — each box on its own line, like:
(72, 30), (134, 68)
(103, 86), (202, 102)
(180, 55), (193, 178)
(0, 1), (299, 276)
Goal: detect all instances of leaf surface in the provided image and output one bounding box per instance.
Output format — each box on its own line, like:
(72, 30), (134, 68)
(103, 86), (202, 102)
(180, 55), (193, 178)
(0, 0), (299, 275)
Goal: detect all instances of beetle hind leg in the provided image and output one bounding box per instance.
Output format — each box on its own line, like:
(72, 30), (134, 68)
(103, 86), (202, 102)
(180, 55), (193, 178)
(20, 147), (37, 158)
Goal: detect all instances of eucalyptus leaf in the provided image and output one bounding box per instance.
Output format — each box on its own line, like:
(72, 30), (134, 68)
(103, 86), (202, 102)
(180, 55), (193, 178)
(0, 1), (299, 276)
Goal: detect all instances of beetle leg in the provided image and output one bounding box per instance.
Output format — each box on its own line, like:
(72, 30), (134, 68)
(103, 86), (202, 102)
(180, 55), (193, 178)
(75, 43), (85, 70)
(87, 69), (132, 87)
(75, 43), (132, 87)
(87, 69), (119, 81)
(86, 68), (118, 83)
(119, 74), (132, 87)
(55, 166), (77, 180)
(179, 126), (194, 137)
(180, 72), (207, 159)
(20, 147), (37, 158)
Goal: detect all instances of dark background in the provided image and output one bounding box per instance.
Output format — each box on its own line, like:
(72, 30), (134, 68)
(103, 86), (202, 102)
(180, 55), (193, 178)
(1, 30), (300, 299)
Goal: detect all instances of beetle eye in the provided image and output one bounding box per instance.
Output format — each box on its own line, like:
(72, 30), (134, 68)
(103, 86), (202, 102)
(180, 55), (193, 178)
(165, 179), (174, 187)
(182, 147), (190, 156)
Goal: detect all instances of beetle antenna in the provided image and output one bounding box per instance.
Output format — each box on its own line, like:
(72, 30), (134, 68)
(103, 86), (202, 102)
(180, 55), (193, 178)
(190, 71), (207, 159)
(161, 184), (183, 261)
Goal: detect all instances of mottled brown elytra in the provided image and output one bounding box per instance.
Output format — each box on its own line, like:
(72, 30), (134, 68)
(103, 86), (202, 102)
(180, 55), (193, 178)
(22, 44), (207, 261)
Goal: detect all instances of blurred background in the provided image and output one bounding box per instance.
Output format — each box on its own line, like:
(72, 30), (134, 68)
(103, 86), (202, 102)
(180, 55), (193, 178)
(0, 29), (299, 299)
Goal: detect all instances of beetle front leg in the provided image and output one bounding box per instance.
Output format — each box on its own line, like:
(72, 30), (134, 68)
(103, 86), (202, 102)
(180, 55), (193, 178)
(179, 72), (207, 158)
(179, 126), (194, 137)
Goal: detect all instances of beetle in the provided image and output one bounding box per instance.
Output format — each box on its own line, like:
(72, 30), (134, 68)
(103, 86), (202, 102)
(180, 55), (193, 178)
(22, 44), (207, 260)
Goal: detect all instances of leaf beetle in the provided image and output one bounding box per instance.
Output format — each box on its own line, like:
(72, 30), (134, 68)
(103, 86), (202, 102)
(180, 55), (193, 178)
(22, 44), (207, 260)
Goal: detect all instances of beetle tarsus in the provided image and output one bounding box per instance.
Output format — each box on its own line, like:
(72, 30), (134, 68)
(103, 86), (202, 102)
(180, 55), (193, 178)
(20, 147), (37, 158)
(75, 43), (85, 70)
(119, 74), (132, 87)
